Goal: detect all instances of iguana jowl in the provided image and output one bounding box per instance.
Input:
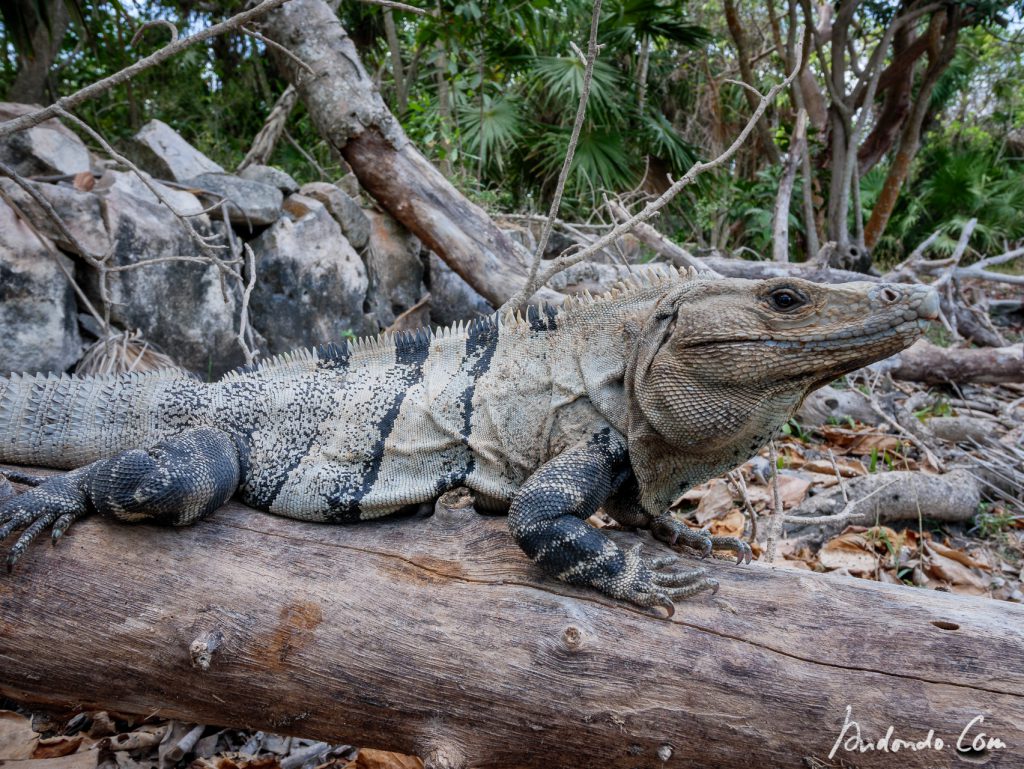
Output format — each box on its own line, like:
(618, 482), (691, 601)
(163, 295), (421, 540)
(0, 269), (938, 613)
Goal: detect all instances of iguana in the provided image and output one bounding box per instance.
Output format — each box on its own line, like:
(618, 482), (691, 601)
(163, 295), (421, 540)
(0, 269), (938, 614)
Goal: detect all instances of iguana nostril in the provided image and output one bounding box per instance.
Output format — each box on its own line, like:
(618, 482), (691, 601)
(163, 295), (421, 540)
(880, 287), (900, 303)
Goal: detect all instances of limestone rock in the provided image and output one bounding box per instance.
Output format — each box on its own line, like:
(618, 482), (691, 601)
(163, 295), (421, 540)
(85, 185), (245, 377)
(185, 172), (282, 230)
(364, 209), (424, 329)
(0, 197), (80, 374)
(426, 252), (493, 327)
(94, 169), (208, 219)
(298, 181), (370, 250)
(131, 119), (224, 182)
(0, 102), (92, 177)
(0, 177), (109, 257)
(239, 164), (300, 194)
(250, 194), (369, 354)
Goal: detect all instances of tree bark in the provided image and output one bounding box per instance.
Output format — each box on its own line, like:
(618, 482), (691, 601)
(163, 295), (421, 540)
(6, 0), (70, 105)
(256, 0), (556, 307)
(1, 474), (1022, 769)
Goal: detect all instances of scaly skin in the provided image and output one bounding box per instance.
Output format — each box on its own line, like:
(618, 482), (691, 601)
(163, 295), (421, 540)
(0, 269), (938, 613)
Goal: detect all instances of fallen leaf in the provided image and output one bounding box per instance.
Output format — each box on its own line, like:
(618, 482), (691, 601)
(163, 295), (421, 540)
(923, 542), (990, 595)
(818, 531), (878, 576)
(33, 736), (87, 759)
(707, 509), (745, 538)
(695, 480), (735, 524)
(0, 711), (39, 760)
(354, 749), (423, 769)
(778, 475), (811, 508)
(930, 542), (992, 572)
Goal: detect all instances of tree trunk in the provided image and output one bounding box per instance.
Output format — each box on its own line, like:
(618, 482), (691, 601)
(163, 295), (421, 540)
(771, 110), (807, 262)
(383, 8), (408, 117)
(6, 0), (70, 105)
(256, 0), (556, 307)
(1, 473), (1022, 769)
(864, 10), (960, 250)
(722, 0), (780, 166)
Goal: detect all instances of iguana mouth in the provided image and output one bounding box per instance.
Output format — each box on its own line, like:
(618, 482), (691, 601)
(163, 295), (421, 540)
(684, 317), (929, 353)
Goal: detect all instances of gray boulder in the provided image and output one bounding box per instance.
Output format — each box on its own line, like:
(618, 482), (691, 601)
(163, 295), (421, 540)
(426, 252), (493, 327)
(95, 169), (208, 218)
(0, 197), (81, 374)
(240, 164), (300, 194)
(0, 177), (109, 257)
(364, 209), (424, 329)
(86, 184), (245, 377)
(132, 119), (224, 182)
(250, 194), (369, 354)
(186, 172), (282, 230)
(299, 181), (370, 250)
(0, 102), (92, 177)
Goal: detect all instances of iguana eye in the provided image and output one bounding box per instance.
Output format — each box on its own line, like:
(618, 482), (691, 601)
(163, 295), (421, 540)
(769, 288), (803, 312)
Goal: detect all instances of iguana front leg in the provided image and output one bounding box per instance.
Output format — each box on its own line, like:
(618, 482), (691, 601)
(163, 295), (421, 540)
(604, 477), (753, 564)
(508, 428), (717, 615)
(0, 427), (241, 570)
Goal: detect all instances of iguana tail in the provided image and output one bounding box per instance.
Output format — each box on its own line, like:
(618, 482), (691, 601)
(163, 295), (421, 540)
(0, 370), (205, 469)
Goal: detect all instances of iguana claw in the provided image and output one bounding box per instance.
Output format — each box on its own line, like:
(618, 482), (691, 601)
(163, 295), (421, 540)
(651, 513), (754, 564)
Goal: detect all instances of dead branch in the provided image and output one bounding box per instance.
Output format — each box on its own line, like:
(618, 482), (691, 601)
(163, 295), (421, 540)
(785, 468), (981, 537)
(886, 340), (1024, 385)
(1, 472), (1022, 768)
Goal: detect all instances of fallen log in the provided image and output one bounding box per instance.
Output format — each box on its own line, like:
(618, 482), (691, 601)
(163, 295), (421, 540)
(256, 0), (559, 308)
(885, 340), (1024, 384)
(1, 469), (1022, 769)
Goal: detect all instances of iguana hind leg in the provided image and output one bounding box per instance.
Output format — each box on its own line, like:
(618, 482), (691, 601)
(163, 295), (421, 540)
(508, 428), (717, 615)
(1, 427), (240, 570)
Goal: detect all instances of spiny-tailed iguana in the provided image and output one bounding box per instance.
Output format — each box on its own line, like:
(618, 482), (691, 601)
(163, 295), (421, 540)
(0, 268), (938, 613)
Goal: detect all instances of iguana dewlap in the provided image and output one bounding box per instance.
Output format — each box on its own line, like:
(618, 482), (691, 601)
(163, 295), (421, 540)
(0, 269), (938, 613)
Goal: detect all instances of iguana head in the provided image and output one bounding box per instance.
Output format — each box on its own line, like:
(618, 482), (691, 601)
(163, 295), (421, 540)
(627, 276), (938, 453)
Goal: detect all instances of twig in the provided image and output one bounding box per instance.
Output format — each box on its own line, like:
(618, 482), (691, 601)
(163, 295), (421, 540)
(827, 449), (849, 505)
(355, 0), (434, 15)
(284, 130), (329, 180)
(727, 470), (758, 543)
(932, 218), (976, 290)
(131, 19), (179, 47)
(507, 39), (805, 307)
(503, 0), (603, 313)
(764, 440), (784, 563)
(783, 480), (899, 526)
(0, 0), (293, 140)
(241, 26), (315, 76)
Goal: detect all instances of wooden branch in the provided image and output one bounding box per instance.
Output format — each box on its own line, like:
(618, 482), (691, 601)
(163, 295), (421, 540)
(887, 340), (1024, 384)
(1, 470), (1023, 768)
(257, 0), (558, 308)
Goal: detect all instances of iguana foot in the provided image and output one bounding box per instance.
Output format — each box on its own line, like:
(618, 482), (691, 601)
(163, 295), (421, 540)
(1, 427), (241, 571)
(605, 545), (718, 617)
(0, 469), (90, 570)
(651, 513), (753, 564)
